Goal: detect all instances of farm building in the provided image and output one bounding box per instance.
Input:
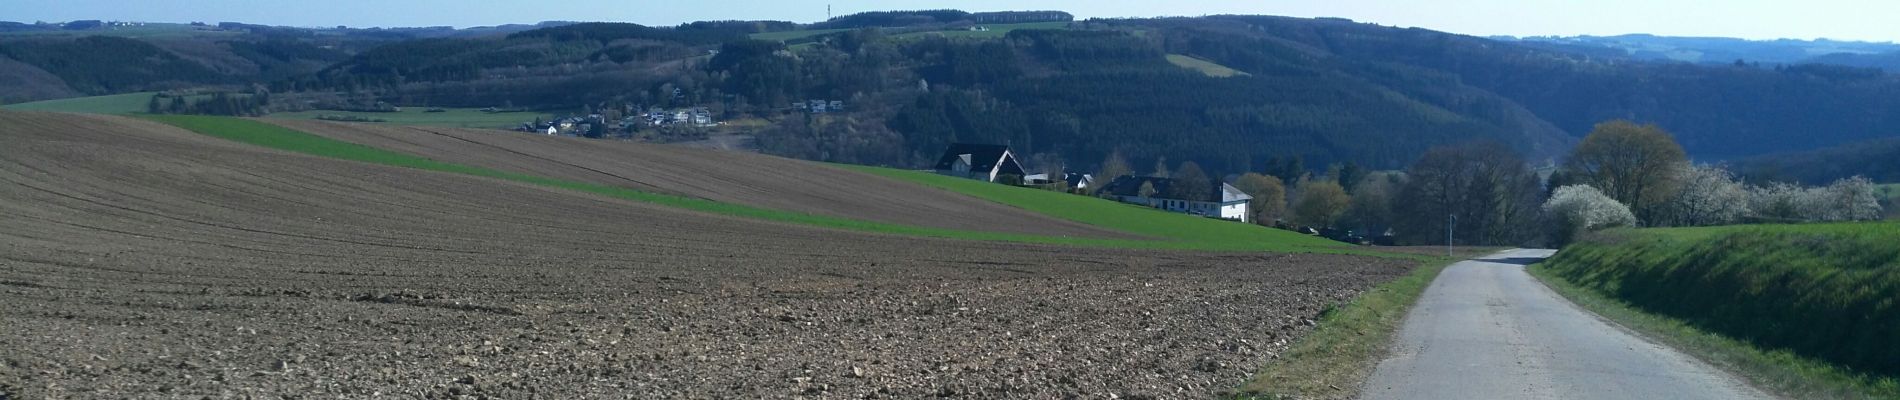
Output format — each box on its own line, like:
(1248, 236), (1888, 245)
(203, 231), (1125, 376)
(933, 143), (1027, 183)
(1064, 173), (1094, 190)
(1098, 175), (1252, 222)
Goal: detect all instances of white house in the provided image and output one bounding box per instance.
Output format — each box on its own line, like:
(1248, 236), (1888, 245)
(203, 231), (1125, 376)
(933, 143), (1027, 183)
(1063, 173), (1094, 191)
(1098, 175), (1252, 222)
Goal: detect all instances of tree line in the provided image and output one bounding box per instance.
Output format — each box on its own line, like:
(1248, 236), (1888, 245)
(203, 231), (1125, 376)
(1179, 119), (1888, 247)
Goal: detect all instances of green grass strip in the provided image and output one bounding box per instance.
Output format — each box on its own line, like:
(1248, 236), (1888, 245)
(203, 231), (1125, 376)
(144, 114), (1379, 254)
(1229, 250), (1492, 399)
(845, 166), (1358, 254)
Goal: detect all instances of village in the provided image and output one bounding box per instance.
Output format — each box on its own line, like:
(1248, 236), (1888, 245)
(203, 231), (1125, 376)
(927, 142), (1379, 245)
(516, 99), (845, 138)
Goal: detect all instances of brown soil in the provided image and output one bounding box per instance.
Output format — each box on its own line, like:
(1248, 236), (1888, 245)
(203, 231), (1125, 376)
(264, 119), (1135, 240)
(0, 112), (1412, 399)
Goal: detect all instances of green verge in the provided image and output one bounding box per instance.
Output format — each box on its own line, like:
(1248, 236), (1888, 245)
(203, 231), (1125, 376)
(264, 107), (555, 129)
(843, 166), (1355, 253)
(2, 92), (155, 114)
(1228, 250), (1494, 399)
(144, 114), (1375, 254)
(1530, 223), (1900, 400)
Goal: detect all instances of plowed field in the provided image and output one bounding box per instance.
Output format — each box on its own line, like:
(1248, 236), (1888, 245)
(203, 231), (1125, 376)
(1, 112), (1410, 398)
(265, 119), (1132, 239)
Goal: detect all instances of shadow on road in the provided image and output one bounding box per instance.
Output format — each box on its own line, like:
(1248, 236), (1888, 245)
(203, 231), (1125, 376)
(1474, 257), (1546, 266)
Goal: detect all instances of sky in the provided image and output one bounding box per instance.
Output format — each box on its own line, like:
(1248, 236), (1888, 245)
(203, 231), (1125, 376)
(4, 0), (1897, 42)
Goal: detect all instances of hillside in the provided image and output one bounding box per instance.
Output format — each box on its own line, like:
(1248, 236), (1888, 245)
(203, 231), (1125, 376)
(263, 119), (1136, 239)
(1733, 136), (1900, 184)
(0, 110), (1412, 397)
(1500, 34), (1900, 66)
(9, 13), (1900, 177)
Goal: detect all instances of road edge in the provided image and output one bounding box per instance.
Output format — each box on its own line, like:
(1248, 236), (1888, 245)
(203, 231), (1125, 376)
(1228, 248), (1504, 399)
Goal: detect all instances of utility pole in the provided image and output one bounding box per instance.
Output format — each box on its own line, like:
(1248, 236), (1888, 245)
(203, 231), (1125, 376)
(1446, 213), (1456, 257)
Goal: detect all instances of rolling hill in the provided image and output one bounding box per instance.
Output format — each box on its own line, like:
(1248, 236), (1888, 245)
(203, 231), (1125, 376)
(7, 11), (1900, 180)
(0, 109), (1412, 397)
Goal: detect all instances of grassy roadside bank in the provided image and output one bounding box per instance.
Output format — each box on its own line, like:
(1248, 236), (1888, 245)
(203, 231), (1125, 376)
(1230, 247), (1501, 399)
(845, 166), (1353, 253)
(142, 114), (1379, 255)
(1532, 224), (1900, 399)
(1529, 264), (1898, 399)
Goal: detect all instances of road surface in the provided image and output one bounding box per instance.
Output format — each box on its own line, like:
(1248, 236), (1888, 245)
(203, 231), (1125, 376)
(1360, 249), (1773, 400)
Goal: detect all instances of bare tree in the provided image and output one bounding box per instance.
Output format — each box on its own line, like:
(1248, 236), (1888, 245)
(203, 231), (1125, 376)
(1292, 179), (1351, 228)
(1394, 142), (1544, 246)
(1342, 173), (1401, 235)
(1096, 150), (1132, 195)
(1233, 173), (1287, 225)
(1563, 120), (1689, 224)
(1169, 161), (1212, 201)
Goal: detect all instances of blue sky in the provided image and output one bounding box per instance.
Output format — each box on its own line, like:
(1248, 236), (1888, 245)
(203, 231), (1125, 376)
(5, 0), (1896, 42)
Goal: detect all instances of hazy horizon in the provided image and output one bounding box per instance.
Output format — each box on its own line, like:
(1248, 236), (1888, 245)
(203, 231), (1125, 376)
(4, 0), (1899, 43)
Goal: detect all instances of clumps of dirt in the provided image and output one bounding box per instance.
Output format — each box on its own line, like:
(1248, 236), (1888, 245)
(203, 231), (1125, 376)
(0, 111), (1414, 398)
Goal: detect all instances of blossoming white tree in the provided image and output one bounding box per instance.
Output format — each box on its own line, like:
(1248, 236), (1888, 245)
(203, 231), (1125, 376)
(1745, 176), (1882, 222)
(1543, 184), (1638, 246)
(1659, 165), (1750, 226)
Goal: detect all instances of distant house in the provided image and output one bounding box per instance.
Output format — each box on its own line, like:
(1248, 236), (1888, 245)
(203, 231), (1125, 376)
(933, 143), (1026, 183)
(1064, 173), (1094, 190)
(1023, 173), (1054, 185)
(1098, 175), (1252, 222)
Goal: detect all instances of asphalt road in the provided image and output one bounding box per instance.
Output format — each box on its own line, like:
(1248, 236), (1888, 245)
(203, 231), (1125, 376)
(1359, 249), (1774, 400)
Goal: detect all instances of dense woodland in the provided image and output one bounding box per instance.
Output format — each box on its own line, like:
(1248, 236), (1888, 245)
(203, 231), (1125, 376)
(4, 11), (1900, 183)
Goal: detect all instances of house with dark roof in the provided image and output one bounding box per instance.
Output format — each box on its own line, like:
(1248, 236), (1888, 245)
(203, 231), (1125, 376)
(933, 143), (1026, 183)
(1097, 175), (1252, 222)
(1063, 173), (1094, 191)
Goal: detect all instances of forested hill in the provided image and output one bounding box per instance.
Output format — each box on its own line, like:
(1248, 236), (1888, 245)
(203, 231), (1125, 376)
(7, 12), (1900, 180)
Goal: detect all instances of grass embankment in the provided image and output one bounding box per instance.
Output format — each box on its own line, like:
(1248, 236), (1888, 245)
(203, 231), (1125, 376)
(1533, 223), (1900, 399)
(145, 115), (1369, 254)
(1, 92), (155, 114)
(845, 167), (1353, 253)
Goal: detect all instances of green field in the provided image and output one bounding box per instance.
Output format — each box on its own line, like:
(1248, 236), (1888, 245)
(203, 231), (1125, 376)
(1, 92), (156, 114)
(892, 22), (1071, 39)
(749, 28), (850, 42)
(145, 115), (1376, 255)
(1166, 54), (1251, 78)
(1535, 223), (1900, 398)
(266, 108), (554, 129)
(844, 167), (1355, 252)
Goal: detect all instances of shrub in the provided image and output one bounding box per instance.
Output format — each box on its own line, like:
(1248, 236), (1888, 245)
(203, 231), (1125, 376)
(1746, 176), (1883, 222)
(1543, 185), (1637, 246)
